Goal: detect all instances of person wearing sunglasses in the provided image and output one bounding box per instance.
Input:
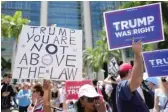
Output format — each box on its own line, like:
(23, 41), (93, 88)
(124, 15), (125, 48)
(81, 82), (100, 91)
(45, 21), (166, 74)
(75, 84), (107, 112)
(27, 80), (51, 112)
(153, 77), (168, 112)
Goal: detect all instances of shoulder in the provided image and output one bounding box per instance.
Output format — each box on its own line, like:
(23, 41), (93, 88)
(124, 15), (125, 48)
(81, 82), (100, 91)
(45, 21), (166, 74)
(117, 80), (129, 88)
(117, 80), (133, 100)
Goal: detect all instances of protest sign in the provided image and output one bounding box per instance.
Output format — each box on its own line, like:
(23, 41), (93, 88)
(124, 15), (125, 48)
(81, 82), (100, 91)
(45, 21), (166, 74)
(143, 49), (168, 77)
(104, 3), (164, 50)
(13, 25), (82, 80)
(65, 80), (92, 100)
(108, 57), (119, 75)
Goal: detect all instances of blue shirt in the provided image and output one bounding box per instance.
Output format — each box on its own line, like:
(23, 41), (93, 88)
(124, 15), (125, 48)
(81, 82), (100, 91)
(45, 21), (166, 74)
(17, 89), (31, 107)
(116, 80), (149, 112)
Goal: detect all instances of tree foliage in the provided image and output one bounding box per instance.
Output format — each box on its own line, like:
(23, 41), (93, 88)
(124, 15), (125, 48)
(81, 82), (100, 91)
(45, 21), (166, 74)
(1, 11), (30, 41)
(83, 30), (121, 73)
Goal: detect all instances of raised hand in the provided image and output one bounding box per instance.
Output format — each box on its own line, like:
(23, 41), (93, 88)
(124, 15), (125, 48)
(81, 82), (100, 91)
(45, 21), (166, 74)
(132, 39), (142, 55)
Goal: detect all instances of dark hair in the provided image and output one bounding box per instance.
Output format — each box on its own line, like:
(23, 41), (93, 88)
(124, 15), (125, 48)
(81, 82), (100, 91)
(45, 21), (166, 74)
(76, 97), (98, 112)
(3, 73), (12, 78)
(92, 79), (98, 86)
(118, 70), (129, 78)
(101, 84), (109, 102)
(76, 97), (84, 112)
(33, 84), (44, 96)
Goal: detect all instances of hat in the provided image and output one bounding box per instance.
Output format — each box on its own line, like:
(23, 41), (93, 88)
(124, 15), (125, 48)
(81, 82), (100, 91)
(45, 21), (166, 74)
(119, 63), (132, 72)
(146, 77), (159, 86)
(78, 84), (101, 98)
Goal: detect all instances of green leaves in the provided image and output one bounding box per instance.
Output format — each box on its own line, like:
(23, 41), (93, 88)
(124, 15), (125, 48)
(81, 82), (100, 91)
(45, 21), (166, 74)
(83, 30), (122, 73)
(1, 11), (30, 42)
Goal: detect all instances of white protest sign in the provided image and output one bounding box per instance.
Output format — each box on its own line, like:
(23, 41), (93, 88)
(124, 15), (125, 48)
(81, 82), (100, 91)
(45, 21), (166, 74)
(13, 25), (82, 80)
(108, 57), (119, 75)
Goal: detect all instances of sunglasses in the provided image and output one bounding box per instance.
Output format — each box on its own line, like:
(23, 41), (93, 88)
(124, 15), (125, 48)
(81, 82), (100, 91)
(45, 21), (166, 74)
(85, 97), (99, 103)
(161, 78), (167, 82)
(32, 90), (37, 93)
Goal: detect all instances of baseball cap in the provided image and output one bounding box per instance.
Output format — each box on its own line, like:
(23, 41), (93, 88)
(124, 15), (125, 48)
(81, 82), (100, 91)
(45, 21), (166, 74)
(78, 84), (101, 98)
(119, 63), (133, 72)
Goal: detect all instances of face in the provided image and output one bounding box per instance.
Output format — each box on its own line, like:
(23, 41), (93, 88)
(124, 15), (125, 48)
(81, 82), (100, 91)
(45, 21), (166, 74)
(32, 89), (40, 99)
(23, 85), (29, 90)
(162, 78), (168, 89)
(80, 96), (99, 112)
(148, 82), (157, 90)
(4, 77), (11, 83)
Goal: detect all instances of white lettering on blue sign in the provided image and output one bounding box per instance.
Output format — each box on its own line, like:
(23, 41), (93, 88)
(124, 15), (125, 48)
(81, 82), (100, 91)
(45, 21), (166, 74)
(149, 58), (168, 66)
(113, 16), (154, 31)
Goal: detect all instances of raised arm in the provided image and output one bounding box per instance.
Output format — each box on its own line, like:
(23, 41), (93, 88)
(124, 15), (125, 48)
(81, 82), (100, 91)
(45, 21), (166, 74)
(128, 40), (143, 92)
(43, 80), (51, 112)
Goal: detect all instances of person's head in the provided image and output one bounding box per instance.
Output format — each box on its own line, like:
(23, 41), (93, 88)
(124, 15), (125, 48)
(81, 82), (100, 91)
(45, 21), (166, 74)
(92, 79), (98, 87)
(118, 63), (133, 79)
(32, 84), (44, 99)
(23, 82), (30, 90)
(160, 77), (168, 93)
(77, 84), (101, 112)
(145, 77), (159, 90)
(3, 73), (12, 84)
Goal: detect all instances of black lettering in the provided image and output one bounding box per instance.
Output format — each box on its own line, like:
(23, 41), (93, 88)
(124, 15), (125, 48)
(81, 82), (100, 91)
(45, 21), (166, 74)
(61, 36), (67, 44)
(70, 29), (75, 36)
(60, 46), (68, 54)
(70, 37), (76, 45)
(59, 28), (66, 36)
(49, 27), (56, 35)
(46, 44), (58, 54)
(53, 36), (60, 44)
(56, 55), (65, 66)
(27, 33), (34, 42)
(19, 53), (28, 65)
(30, 26), (38, 33)
(58, 68), (67, 79)
(28, 67), (37, 78)
(66, 55), (76, 67)
(42, 35), (49, 44)
(40, 27), (46, 34)
(67, 68), (78, 80)
(30, 53), (39, 65)
(30, 44), (43, 52)
(34, 35), (40, 42)
(38, 66), (45, 78)
(50, 67), (54, 79)
(17, 67), (28, 78)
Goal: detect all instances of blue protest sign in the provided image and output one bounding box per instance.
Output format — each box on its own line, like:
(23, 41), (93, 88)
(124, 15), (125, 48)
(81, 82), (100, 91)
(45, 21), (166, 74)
(104, 3), (164, 50)
(143, 49), (168, 77)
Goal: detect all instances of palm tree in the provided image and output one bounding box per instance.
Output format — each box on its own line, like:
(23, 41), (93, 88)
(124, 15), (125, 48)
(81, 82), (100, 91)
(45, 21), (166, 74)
(83, 30), (122, 79)
(1, 10), (30, 72)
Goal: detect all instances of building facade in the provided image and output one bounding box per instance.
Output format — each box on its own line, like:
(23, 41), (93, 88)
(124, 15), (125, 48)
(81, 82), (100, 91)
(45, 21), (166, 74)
(1, 1), (129, 69)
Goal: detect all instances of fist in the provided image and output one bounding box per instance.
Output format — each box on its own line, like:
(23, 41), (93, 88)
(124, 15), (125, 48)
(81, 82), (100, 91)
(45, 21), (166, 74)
(132, 39), (142, 55)
(43, 80), (52, 90)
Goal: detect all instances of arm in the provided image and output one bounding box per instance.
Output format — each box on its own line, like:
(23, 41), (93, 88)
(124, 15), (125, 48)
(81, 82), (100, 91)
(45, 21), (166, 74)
(16, 90), (24, 99)
(43, 80), (51, 112)
(153, 90), (160, 112)
(128, 40), (143, 92)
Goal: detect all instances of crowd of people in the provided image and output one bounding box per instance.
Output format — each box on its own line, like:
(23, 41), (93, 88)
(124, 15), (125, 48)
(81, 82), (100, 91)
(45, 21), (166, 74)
(1, 39), (168, 112)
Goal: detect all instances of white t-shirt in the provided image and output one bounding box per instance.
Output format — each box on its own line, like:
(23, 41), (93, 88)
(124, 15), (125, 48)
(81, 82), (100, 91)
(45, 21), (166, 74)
(155, 89), (168, 111)
(59, 88), (66, 103)
(137, 87), (145, 102)
(137, 87), (153, 112)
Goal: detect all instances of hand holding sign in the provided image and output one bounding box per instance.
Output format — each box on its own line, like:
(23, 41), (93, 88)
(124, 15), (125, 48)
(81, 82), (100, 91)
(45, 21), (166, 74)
(132, 39), (142, 55)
